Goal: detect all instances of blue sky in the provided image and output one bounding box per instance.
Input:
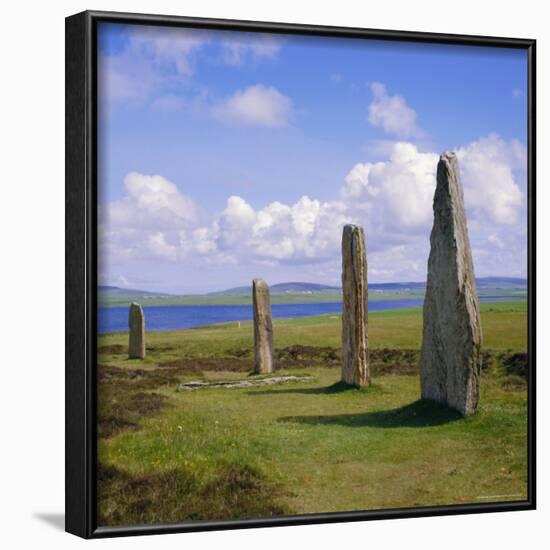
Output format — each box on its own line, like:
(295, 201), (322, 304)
(98, 23), (528, 294)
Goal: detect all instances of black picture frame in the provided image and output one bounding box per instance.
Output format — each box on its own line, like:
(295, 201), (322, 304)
(65, 9), (536, 539)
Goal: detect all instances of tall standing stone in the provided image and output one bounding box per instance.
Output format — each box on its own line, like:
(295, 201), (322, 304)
(128, 302), (146, 359)
(341, 224), (370, 387)
(420, 152), (482, 416)
(253, 279), (274, 374)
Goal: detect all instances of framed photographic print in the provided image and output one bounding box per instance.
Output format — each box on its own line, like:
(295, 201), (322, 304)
(65, 10), (536, 538)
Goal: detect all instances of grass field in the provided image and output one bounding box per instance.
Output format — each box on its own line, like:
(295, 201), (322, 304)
(97, 301), (528, 526)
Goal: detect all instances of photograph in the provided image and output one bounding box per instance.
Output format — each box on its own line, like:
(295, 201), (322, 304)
(2, 0), (547, 548)
(93, 16), (532, 529)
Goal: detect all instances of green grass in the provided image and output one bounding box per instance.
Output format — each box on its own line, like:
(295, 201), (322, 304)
(98, 301), (527, 366)
(97, 301), (528, 525)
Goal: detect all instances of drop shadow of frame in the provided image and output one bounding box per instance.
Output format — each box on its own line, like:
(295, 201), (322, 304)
(33, 513), (65, 532)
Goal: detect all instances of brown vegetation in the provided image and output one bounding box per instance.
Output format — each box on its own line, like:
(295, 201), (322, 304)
(97, 463), (292, 526)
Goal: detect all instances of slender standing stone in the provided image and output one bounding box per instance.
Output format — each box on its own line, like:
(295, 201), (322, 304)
(128, 302), (146, 359)
(341, 224), (370, 387)
(252, 278), (274, 374)
(420, 152), (482, 416)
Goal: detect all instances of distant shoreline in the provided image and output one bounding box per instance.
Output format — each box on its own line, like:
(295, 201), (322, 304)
(97, 297), (527, 335)
(98, 278), (527, 308)
(98, 290), (527, 308)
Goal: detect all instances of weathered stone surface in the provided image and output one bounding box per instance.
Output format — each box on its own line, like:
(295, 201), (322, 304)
(341, 224), (370, 387)
(253, 279), (274, 373)
(420, 152), (482, 416)
(128, 302), (146, 359)
(178, 375), (311, 392)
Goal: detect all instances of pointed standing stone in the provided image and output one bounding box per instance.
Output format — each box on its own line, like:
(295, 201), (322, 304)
(420, 152), (482, 416)
(341, 224), (370, 387)
(128, 302), (146, 359)
(253, 279), (274, 374)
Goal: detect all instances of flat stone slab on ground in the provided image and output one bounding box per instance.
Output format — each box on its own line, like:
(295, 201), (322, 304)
(178, 375), (312, 391)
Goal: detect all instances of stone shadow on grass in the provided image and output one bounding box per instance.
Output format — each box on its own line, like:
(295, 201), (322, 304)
(278, 399), (463, 428)
(247, 381), (364, 396)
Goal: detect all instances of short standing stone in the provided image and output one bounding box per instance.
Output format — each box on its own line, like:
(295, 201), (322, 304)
(341, 224), (370, 387)
(420, 152), (482, 416)
(252, 278), (274, 374)
(128, 302), (146, 359)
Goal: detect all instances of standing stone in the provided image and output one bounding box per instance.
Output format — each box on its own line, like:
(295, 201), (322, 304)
(420, 152), (482, 416)
(341, 224), (370, 387)
(128, 302), (146, 359)
(252, 279), (274, 374)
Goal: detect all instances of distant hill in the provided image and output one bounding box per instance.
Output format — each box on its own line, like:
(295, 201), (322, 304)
(98, 285), (174, 299)
(369, 281), (426, 291)
(98, 277), (527, 307)
(210, 277), (527, 295)
(474, 277), (527, 288)
(210, 282), (341, 296)
(100, 277), (527, 298)
(273, 282), (341, 293)
(371, 277), (526, 292)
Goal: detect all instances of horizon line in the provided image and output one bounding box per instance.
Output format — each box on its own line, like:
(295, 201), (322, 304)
(98, 275), (528, 296)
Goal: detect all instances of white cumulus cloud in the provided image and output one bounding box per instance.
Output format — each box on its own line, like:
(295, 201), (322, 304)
(127, 25), (207, 77)
(342, 135), (525, 234)
(367, 82), (423, 138)
(99, 26), (208, 105)
(99, 133), (527, 287)
(106, 172), (197, 229)
(99, 172), (199, 269)
(211, 85), (293, 127)
(342, 142), (438, 230)
(215, 195), (352, 264)
(99, 27), (283, 108)
(221, 33), (282, 65)
(337, 135), (526, 279)
(146, 232), (180, 260)
(456, 134), (524, 225)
